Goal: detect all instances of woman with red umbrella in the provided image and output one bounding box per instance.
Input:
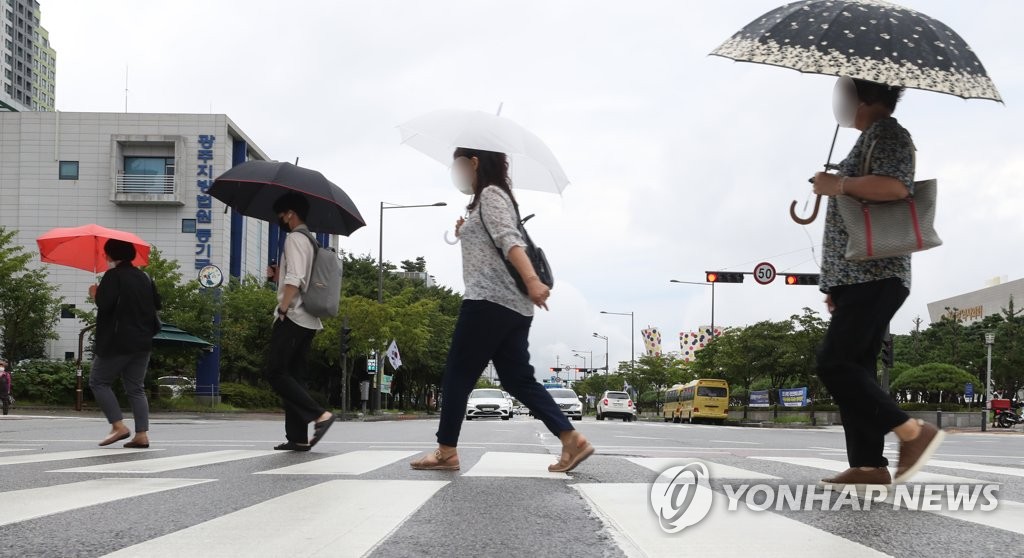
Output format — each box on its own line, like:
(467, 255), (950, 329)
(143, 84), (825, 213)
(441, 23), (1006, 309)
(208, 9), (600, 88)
(89, 239), (162, 448)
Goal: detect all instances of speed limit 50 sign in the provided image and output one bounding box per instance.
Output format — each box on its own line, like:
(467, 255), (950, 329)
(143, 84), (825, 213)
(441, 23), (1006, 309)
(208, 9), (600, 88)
(753, 262), (776, 285)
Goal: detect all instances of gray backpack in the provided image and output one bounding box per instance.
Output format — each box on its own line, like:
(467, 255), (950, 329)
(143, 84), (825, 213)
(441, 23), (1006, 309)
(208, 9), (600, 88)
(297, 231), (342, 318)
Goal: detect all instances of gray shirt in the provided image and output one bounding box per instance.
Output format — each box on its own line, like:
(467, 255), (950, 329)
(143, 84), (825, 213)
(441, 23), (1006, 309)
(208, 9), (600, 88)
(461, 186), (533, 317)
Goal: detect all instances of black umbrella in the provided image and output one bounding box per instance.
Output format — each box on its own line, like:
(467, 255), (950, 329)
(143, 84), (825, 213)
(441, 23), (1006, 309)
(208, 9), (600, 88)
(711, 0), (1002, 101)
(209, 161), (366, 235)
(711, 0), (1002, 223)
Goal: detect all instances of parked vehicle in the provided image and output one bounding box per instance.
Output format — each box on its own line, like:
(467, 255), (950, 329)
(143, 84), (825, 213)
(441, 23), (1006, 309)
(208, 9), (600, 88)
(156, 375), (195, 399)
(466, 388), (513, 420)
(596, 391), (635, 421)
(995, 400), (1024, 428)
(663, 379), (730, 424)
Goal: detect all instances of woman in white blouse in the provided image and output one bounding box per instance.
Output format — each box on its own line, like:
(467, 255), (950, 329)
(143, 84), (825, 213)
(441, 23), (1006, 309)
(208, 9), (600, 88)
(411, 147), (593, 473)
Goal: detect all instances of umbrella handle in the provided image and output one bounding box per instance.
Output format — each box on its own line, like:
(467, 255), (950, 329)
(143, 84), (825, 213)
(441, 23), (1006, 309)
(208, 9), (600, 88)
(790, 195), (821, 225)
(443, 230), (460, 245)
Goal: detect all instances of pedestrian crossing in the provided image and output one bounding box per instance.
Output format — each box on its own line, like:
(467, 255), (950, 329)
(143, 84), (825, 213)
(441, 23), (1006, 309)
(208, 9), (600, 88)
(1, 445), (1022, 557)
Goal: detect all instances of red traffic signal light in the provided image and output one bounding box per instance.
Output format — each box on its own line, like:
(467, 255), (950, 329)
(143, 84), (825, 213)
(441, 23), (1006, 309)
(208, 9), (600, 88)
(784, 273), (820, 286)
(706, 271), (744, 283)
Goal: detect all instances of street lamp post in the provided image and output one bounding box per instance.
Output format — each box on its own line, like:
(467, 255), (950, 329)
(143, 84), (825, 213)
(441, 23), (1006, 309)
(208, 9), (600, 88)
(376, 200), (447, 413)
(601, 311), (635, 372)
(571, 349), (592, 373)
(592, 333), (609, 374)
(670, 279), (715, 339)
(985, 332), (995, 430)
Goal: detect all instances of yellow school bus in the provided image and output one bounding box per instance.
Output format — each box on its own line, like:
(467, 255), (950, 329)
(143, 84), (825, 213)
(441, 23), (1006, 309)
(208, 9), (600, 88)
(662, 379), (729, 424)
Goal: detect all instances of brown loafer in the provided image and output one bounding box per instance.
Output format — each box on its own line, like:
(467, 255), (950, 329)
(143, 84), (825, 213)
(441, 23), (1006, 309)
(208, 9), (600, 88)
(549, 433), (595, 473)
(895, 420), (946, 483)
(410, 449), (460, 471)
(819, 467), (892, 487)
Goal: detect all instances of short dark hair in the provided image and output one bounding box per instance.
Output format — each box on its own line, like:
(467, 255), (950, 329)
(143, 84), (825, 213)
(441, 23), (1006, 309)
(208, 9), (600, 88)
(272, 191), (310, 221)
(104, 239), (137, 262)
(852, 79), (904, 113)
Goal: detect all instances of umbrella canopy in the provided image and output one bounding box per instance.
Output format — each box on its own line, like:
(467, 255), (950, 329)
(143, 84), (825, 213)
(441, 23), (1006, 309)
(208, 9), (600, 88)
(711, 0), (1001, 102)
(209, 161), (366, 236)
(398, 109), (570, 194)
(152, 324), (212, 348)
(36, 224), (151, 273)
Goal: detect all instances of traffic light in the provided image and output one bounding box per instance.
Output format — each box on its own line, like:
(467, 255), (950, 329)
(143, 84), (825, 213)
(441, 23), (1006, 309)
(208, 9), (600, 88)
(550, 367), (562, 372)
(705, 271), (744, 283)
(880, 334), (894, 367)
(340, 327), (352, 354)
(784, 273), (820, 286)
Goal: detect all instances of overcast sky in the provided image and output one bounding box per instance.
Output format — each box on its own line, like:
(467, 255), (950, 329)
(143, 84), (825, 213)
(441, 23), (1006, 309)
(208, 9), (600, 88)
(40, 0), (1022, 374)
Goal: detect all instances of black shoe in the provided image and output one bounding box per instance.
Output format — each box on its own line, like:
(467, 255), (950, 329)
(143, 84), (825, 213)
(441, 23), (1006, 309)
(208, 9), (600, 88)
(310, 413), (336, 448)
(274, 441), (311, 451)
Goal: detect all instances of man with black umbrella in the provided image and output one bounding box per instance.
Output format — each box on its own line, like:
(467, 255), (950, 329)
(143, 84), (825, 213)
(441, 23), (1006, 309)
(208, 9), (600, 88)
(266, 192), (335, 451)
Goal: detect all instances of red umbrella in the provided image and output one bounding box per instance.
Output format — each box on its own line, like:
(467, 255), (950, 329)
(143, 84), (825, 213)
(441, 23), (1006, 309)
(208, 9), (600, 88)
(36, 224), (151, 273)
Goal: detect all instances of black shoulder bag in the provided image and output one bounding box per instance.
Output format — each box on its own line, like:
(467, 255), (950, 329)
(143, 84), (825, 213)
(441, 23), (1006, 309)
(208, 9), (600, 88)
(479, 201), (554, 294)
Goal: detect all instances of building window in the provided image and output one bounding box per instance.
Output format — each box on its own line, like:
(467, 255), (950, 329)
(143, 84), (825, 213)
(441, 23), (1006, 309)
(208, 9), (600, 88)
(60, 304), (75, 318)
(181, 219), (197, 233)
(58, 160), (79, 180)
(64, 351), (75, 361)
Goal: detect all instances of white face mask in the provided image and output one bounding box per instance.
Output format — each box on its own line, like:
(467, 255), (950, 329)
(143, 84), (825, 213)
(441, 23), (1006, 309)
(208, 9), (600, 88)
(832, 76), (859, 128)
(451, 167), (475, 196)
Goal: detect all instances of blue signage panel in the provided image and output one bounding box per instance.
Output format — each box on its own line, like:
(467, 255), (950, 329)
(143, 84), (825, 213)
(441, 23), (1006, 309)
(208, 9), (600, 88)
(779, 387), (809, 407)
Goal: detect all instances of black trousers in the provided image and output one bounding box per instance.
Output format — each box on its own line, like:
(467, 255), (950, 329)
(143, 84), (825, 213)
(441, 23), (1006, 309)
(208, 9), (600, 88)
(436, 299), (574, 447)
(264, 317), (324, 444)
(817, 277), (910, 468)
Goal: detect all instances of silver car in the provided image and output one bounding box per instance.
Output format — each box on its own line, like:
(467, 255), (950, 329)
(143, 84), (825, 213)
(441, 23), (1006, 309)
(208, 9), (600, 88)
(546, 388), (584, 421)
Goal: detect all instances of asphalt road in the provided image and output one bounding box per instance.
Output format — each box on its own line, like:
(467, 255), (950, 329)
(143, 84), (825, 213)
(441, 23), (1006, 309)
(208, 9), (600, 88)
(1, 412), (1023, 557)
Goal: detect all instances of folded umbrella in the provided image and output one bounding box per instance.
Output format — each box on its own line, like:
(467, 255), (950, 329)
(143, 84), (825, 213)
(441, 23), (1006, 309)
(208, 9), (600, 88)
(36, 224), (150, 274)
(398, 109), (570, 194)
(209, 161), (366, 236)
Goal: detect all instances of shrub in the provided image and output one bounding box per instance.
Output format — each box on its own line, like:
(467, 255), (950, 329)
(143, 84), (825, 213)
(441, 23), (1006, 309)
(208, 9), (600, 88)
(219, 382), (280, 410)
(12, 359), (85, 405)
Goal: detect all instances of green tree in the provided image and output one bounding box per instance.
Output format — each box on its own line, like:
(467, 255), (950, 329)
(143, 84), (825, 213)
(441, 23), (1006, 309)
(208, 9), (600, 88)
(220, 275), (278, 385)
(890, 363), (978, 403)
(0, 227), (62, 362)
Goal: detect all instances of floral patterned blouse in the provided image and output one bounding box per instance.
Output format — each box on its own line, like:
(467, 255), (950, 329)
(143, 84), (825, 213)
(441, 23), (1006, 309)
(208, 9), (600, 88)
(460, 186), (533, 317)
(819, 116), (916, 293)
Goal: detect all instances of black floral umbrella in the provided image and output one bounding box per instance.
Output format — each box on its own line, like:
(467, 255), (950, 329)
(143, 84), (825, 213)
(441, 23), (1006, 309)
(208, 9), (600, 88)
(711, 0), (1002, 222)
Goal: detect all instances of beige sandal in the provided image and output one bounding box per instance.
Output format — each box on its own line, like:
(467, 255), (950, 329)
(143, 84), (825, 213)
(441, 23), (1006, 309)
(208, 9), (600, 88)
(549, 433), (595, 473)
(410, 449), (460, 471)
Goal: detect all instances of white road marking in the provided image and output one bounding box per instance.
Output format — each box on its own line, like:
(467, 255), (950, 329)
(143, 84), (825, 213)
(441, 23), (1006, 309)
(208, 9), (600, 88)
(925, 460), (1024, 478)
(0, 478), (212, 527)
(462, 452), (568, 479)
(574, 483), (891, 558)
(628, 457), (779, 480)
(751, 457), (987, 484)
(710, 440), (759, 445)
(101, 480), (449, 558)
(257, 450), (417, 475)
(0, 448), (158, 466)
(52, 450), (276, 473)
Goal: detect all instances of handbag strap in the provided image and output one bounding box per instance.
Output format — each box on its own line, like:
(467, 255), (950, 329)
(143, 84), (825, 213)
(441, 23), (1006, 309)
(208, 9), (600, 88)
(857, 136), (917, 190)
(478, 190), (522, 256)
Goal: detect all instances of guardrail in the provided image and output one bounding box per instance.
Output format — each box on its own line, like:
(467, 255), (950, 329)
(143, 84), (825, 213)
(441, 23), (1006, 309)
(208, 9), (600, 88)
(115, 174), (175, 195)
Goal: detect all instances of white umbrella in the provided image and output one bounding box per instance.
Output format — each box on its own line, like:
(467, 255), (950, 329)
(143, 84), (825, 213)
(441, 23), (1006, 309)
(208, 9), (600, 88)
(398, 109), (570, 194)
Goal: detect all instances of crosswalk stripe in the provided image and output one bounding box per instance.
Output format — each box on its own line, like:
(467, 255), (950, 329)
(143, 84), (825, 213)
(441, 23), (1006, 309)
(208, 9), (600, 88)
(925, 460), (1024, 478)
(462, 451), (567, 479)
(574, 483), (891, 558)
(256, 450), (418, 475)
(0, 478), (212, 527)
(52, 450), (276, 473)
(101, 480), (449, 558)
(751, 457), (984, 484)
(932, 498), (1024, 536)
(628, 457), (780, 480)
(0, 448), (157, 466)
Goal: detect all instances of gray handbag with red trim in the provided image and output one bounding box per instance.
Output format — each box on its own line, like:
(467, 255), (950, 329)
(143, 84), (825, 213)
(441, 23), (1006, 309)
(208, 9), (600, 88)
(837, 140), (942, 261)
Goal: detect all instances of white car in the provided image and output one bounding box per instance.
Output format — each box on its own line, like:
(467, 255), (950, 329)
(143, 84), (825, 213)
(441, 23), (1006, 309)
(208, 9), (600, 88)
(466, 388), (512, 420)
(546, 388), (584, 421)
(597, 390), (636, 421)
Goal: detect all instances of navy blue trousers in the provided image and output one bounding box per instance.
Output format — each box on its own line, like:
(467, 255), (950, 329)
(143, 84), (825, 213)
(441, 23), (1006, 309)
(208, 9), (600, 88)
(436, 299), (574, 447)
